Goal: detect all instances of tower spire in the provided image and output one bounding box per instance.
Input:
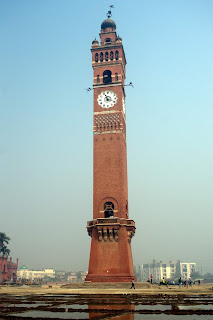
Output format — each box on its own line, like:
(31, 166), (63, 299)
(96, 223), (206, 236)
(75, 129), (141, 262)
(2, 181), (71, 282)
(107, 5), (114, 18)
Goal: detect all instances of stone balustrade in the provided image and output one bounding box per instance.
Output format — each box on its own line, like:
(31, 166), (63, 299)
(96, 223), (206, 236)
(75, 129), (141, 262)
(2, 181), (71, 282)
(87, 217), (135, 243)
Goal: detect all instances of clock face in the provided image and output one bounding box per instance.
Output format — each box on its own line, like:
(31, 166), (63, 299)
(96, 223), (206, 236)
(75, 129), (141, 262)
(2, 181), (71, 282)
(122, 96), (126, 115)
(97, 91), (118, 108)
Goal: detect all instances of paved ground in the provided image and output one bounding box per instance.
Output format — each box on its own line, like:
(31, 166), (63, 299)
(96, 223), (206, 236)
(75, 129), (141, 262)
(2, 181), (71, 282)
(0, 282), (212, 296)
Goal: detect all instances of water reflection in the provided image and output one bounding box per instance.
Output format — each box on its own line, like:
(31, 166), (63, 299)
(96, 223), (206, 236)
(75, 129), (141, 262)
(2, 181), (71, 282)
(2, 294), (213, 319)
(88, 304), (135, 320)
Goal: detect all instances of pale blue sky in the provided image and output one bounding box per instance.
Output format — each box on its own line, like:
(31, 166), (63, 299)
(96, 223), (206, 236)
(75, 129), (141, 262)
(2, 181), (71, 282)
(0, 0), (213, 273)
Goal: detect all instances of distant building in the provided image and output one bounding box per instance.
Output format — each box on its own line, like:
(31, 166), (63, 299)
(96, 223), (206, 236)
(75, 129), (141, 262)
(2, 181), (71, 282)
(180, 262), (196, 280)
(17, 265), (55, 280)
(134, 265), (142, 282)
(67, 272), (77, 283)
(141, 260), (178, 282)
(17, 267), (88, 283)
(0, 256), (18, 282)
(141, 260), (196, 282)
(55, 270), (67, 282)
(67, 271), (87, 283)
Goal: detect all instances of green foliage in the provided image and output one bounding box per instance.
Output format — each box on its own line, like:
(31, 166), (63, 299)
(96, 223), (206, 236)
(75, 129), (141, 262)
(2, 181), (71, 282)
(0, 232), (10, 257)
(1, 245), (10, 257)
(204, 272), (213, 279)
(76, 271), (82, 281)
(171, 270), (181, 280)
(190, 271), (202, 280)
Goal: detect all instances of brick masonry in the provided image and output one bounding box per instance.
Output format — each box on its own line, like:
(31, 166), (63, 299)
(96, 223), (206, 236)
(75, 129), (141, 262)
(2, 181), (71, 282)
(86, 18), (136, 283)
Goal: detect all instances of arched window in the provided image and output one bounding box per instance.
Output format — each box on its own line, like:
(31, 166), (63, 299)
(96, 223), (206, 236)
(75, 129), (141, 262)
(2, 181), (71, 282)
(110, 51), (114, 61)
(3, 264), (6, 272)
(104, 202), (114, 218)
(115, 73), (118, 81)
(105, 38), (111, 44)
(100, 52), (103, 62)
(95, 53), (98, 62)
(105, 52), (108, 61)
(103, 70), (112, 84)
(115, 50), (119, 60)
(97, 75), (100, 83)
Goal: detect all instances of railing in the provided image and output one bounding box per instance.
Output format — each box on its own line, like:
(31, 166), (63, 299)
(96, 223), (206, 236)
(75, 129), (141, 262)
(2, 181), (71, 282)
(87, 218), (135, 228)
(127, 220), (135, 227)
(97, 218), (119, 224)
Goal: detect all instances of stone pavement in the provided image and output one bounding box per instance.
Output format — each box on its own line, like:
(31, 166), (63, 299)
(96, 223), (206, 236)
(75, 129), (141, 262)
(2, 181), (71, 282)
(0, 282), (212, 296)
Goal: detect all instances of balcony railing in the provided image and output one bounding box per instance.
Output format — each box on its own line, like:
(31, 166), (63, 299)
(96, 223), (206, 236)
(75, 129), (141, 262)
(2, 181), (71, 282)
(87, 218), (135, 228)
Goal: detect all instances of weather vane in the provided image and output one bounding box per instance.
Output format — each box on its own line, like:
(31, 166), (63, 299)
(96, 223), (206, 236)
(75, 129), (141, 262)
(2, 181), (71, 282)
(107, 5), (114, 18)
(125, 82), (134, 88)
(86, 82), (133, 92)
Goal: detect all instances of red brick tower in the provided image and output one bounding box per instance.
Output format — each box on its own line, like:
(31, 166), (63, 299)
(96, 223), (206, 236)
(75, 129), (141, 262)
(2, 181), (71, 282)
(86, 12), (136, 282)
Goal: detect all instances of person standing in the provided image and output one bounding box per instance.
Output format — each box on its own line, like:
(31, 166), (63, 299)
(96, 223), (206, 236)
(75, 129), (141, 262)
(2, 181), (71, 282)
(150, 274), (153, 284)
(130, 279), (135, 289)
(178, 277), (182, 289)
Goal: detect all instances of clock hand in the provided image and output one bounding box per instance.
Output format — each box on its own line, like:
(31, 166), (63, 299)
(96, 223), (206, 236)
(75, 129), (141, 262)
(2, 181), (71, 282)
(104, 95), (112, 102)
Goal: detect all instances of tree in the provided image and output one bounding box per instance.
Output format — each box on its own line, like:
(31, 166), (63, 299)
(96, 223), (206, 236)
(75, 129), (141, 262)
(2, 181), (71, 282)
(203, 273), (213, 283)
(1, 245), (10, 257)
(204, 272), (213, 279)
(0, 232), (10, 257)
(190, 271), (201, 280)
(76, 271), (82, 282)
(171, 269), (181, 280)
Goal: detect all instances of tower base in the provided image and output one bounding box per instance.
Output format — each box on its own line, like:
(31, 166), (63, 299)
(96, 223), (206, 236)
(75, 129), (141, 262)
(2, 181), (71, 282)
(85, 275), (136, 283)
(86, 218), (136, 283)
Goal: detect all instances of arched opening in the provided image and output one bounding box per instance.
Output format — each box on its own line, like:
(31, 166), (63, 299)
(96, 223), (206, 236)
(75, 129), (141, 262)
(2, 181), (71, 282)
(100, 52), (103, 62)
(105, 52), (108, 61)
(95, 53), (99, 62)
(115, 50), (119, 60)
(104, 202), (114, 218)
(3, 264), (6, 272)
(103, 70), (112, 84)
(105, 38), (111, 44)
(110, 51), (114, 61)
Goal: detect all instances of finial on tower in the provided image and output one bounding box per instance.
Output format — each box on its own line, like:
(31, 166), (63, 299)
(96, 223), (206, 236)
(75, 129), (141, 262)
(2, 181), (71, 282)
(101, 5), (116, 31)
(107, 5), (114, 18)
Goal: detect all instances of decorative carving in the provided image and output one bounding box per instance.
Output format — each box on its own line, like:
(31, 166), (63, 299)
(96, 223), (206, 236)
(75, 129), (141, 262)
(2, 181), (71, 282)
(127, 231), (134, 243)
(87, 218), (135, 243)
(98, 230), (102, 241)
(109, 229), (113, 241)
(88, 229), (92, 237)
(103, 228), (108, 241)
(94, 113), (121, 133)
(114, 229), (119, 242)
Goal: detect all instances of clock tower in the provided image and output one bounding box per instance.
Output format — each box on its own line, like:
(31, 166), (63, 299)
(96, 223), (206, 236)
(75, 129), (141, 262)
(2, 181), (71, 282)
(86, 12), (136, 282)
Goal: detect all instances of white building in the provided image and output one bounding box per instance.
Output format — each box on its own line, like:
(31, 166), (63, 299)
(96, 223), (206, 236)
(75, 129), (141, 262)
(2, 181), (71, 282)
(141, 260), (178, 282)
(180, 263), (196, 280)
(141, 260), (196, 282)
(17, 265), (55, 280)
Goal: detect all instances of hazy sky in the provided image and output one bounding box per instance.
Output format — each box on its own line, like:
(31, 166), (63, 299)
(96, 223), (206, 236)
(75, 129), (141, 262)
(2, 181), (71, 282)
(0, 0), (213, 274)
